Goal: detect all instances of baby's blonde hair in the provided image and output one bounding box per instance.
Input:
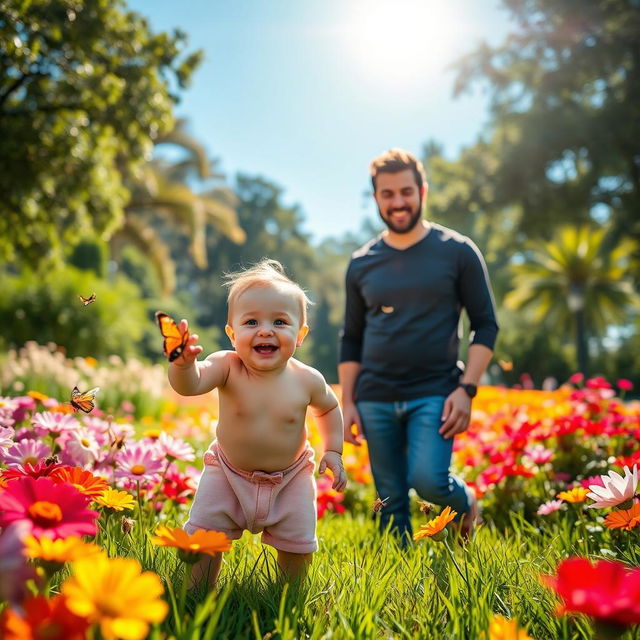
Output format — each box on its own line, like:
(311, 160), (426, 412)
(224, 259), (311, 326)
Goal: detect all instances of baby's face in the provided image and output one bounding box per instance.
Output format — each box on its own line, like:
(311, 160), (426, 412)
(225, 286), (308, 372)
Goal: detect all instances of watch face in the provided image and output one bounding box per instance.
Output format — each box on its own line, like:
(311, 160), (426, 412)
(461, 383), (477, 398)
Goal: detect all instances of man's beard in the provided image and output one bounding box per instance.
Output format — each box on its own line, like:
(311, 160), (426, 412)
(378, 197), (423, 234)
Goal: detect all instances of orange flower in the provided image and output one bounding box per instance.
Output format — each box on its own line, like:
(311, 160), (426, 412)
(50, 467), (109, 498)
(151, 526), (232, 562)
(488, 614), (535, 640)
(413, 506), (457, 541)
(556, 487), (590, 503)
(27, 390), (49, 403)
(604, 503), (640, 531)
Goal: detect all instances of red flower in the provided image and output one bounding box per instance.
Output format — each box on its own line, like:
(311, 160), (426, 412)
(316, 476), (345, 518)
(0, 460), (64, 482)
(0, 594), (89, 640)
(541, 557), (640, 626)
(0, 476), (99, 540)
(586, 376), (612, 390)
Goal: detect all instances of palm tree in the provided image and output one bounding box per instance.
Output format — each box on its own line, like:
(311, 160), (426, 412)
(504, 226), (638, 374)
(110, 120), (245, 295)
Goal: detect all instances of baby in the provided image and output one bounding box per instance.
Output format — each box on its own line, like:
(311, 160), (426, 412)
(167, 259), (346, 585)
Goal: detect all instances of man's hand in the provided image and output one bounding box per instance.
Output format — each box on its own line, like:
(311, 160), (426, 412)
(439, 387), (472, 440)
(318, 450), (347, 491)
(342, 404), (364, 446)
(171, 319), (203, 369)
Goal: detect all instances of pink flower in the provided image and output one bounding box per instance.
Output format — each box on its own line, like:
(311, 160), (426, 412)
(617, 379), (634, 392)
(115, 443), (164, 483)
(0, 426), (15, 452)
(2, 439), (50, 467)
(0, 522), (36, 605)
(524, 445), (553, 465)
(537, 500), (565, 515)
(581, 475), (604, 489)
(31, 411), (80, 437)
(153, 432), (195, 462)
(58, 428), (100, 468)
(0, 476), (99, 539)
(568, 373), (584, 385)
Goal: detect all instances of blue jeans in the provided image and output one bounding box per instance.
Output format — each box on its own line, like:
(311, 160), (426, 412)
(357, 396), (470, 541)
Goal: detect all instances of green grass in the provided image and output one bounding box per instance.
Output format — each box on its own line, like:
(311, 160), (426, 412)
(116, 511), (638, 640)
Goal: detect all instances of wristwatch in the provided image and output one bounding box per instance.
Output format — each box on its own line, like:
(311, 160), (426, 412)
(458, 383), (477, 398)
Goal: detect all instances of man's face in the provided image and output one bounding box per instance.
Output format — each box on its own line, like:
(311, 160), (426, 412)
(373, 169), (425, 234)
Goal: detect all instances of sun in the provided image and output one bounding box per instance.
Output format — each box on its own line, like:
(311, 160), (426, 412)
(344, 0), (468, 86)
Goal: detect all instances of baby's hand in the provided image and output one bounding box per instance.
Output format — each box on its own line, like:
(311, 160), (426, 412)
(318, 450), (347, 492)
(171, 319), (203, 369)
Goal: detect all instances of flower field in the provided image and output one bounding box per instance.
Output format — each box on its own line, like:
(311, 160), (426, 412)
(1, 345), (639, 639)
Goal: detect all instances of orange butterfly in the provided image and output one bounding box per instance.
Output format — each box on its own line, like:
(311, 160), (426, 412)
(70, 386), (100, 413)
(155, 311), (190, 362)
(79, 293), (96, 306)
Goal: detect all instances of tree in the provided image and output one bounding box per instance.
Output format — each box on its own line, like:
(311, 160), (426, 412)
(111, 120), (245, 295)
(454, 0), (640, 245)
(504, 226), (638, 374)
(0, 0), (202, 266)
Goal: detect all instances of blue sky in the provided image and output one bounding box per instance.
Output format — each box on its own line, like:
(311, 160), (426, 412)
(127, 0), (513, 242)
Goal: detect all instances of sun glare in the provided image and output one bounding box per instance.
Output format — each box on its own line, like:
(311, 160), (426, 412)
(344, 0), (468, 86)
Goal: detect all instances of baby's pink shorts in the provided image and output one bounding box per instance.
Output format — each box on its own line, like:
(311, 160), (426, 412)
(185, 441), (318, 554)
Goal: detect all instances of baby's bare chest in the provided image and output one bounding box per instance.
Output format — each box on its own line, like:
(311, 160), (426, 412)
(221, 378), (310, 425)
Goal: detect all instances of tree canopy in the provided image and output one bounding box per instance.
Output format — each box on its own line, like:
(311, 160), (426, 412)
(0, 0), (202, 265)
(453, 0), (640, 243)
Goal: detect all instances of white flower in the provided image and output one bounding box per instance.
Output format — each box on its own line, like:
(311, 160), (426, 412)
(586, 465), (638, 509)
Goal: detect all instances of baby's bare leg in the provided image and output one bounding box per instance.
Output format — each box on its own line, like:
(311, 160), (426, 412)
(277, 551), (312, 580)
(190, 553), (223, 590)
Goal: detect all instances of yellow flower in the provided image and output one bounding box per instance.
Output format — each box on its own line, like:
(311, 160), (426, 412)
(84, 356), (98, 367)
(413, 506), (457, 541)
(556, 487), (590, 503)
(23, 535), (102, 564)
(143, 428), (161, 440)
(151, 525), (232, 562)
(604, 502), (640, 531)
(94, 488), (136, 512)
(488, 614), (535, 640)
(62, 553), (168, 640)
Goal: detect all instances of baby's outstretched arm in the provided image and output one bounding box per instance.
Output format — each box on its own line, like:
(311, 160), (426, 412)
(168, 319), (230, 396)
(309, 372), (347, 492)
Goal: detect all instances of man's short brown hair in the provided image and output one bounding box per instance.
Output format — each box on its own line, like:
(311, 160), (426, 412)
(369, 148), (426, 192)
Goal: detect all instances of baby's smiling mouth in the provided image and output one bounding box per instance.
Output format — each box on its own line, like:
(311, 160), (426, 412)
(254, 344), (278, 354)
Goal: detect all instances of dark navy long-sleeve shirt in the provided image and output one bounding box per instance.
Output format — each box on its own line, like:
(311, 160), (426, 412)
(339, 223), (499, 401)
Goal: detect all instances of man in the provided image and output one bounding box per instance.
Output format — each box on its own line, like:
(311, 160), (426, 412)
(339, 148), (498, 542)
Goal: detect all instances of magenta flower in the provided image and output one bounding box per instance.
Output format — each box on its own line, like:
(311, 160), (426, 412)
(617, 379), (634, 392)
(537, 499), (565, 515)
(115, 443), (164, 483)
(0, 476), (99, 539)
(2, 439), (50, 467)
(568, 373), (584, 385)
